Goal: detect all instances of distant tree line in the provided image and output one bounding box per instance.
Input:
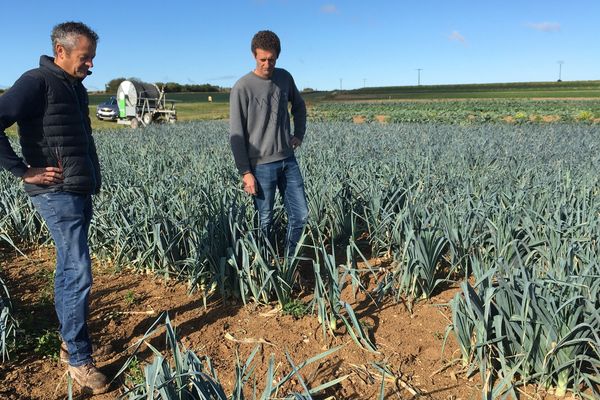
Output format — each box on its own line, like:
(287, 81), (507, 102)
(158, 82), (222, 93)
(104, 78), (222, 94)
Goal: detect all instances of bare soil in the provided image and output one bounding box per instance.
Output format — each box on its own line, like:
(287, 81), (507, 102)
(351, 115), (366, 124)
(374, 115), (389, 124)
(0, 245), (558, 399)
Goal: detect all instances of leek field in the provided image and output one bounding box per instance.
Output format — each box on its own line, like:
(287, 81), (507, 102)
(1, 119), (599, 398)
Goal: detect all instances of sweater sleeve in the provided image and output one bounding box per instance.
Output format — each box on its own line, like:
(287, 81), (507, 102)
(288, 75), (306, 141)
(0, 74), (45, 177)
(229, 84), (251, 174)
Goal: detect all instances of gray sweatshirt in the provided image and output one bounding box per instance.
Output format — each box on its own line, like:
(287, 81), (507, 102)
(229, 68), (306, 174)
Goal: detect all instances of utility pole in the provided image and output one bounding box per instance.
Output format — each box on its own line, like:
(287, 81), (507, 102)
(557, 61), (564, 82)
(339, 78), (343, 90)
(416, 68), (423, 86)
(363, 78), (366, 88)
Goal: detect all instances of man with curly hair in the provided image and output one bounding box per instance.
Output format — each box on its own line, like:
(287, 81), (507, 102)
(229, 30), (308, 257)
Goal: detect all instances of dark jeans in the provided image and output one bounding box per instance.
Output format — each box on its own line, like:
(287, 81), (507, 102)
(30, 192), (93, 366)
(253, 157), (308, 256)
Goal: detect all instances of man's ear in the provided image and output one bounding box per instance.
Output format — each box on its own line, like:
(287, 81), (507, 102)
(55, 44), (65, 60)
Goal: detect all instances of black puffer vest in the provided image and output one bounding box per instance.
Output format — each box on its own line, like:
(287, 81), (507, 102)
(19, 56), (101, 196)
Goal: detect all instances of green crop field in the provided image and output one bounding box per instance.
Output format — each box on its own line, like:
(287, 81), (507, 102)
(82, 81), (600, 132)
(2, 82), (600, 397)
(1, 81), (590, 134)
(1, 96), (596, 136)
(1, 119), (599, 398)
(309, 98), (600, 124)
(316, 80), (600, 101)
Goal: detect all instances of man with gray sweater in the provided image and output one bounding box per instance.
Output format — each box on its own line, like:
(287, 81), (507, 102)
(229, 30), (308, 257)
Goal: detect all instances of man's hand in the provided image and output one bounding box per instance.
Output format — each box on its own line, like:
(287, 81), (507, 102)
(290, 136), (302, 150)
(242, 172), (257, 196)
(22, 166), (64, 186)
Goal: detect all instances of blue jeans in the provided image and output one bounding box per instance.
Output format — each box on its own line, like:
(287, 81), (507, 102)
(253, 157), (308, 256)
(30, 192), (93, 366)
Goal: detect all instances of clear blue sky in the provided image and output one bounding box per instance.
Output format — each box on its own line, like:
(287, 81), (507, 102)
(0, 0), (597, 91)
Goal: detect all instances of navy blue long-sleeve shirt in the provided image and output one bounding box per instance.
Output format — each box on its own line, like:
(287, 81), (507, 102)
(0, 74), (45, 177)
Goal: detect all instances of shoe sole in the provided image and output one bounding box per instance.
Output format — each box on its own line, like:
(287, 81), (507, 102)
(69, 375), (110, 395)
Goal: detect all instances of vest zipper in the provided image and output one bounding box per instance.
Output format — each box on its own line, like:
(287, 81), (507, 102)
(70, 83), (89, 134)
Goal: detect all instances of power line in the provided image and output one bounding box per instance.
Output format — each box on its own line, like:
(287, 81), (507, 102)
(557, 61), (564, 82)
(416, 68), (423, 86)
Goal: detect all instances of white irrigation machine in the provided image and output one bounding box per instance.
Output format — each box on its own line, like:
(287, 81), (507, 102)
(116, 80), (177, 128)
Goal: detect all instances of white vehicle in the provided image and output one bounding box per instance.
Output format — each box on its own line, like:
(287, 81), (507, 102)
(95, 96), (119, 121)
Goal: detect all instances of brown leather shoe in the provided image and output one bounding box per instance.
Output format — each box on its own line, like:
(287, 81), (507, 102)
(68, 363), (110, 394)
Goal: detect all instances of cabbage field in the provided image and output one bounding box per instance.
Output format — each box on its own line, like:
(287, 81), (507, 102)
(309, 99), (600, 124)
(1, 120), (599, 398)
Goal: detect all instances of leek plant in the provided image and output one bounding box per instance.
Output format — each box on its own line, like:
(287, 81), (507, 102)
(308, 229), (377, 352)
(0, 273), (16, 362)
(360, 181), (411, 258)
(373, 213), (451, 305)
(119, 313), (346, 399)
(440, 201), (485, 277)
(0, 181), (43, 253)
(447, 259), (600, 398)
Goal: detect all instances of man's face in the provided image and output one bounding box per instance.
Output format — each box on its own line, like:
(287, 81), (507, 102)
(253, 48), (277, 79)
(55, 35), (96, 80)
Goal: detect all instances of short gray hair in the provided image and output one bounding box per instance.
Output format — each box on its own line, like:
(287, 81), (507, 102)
(51, 21), (98, 56)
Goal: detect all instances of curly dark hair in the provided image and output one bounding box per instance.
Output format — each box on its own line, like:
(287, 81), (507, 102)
(251, 30), (281, 57)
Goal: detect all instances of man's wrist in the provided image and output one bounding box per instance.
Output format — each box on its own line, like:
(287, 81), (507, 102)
(14, 163), (29, 179)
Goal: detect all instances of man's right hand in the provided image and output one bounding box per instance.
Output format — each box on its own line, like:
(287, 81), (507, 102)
(22, 166), (64, 186)
(242, 172), (257, 196)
